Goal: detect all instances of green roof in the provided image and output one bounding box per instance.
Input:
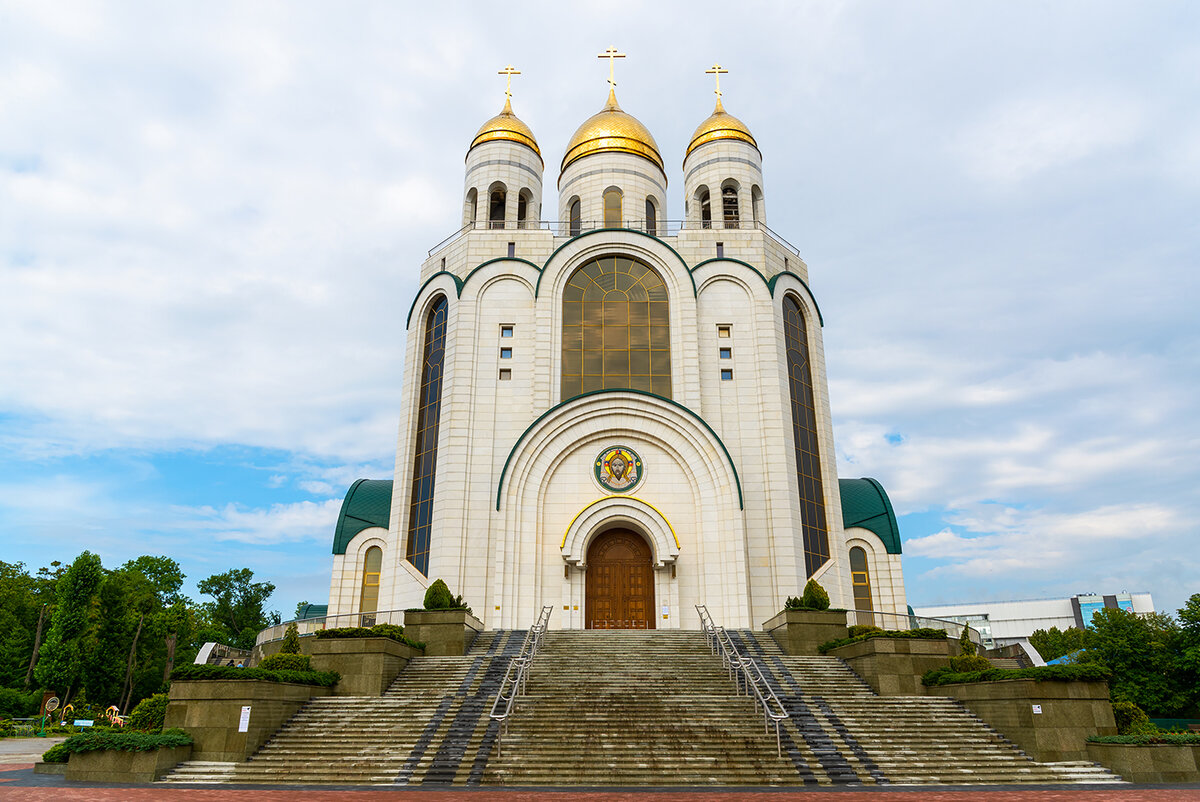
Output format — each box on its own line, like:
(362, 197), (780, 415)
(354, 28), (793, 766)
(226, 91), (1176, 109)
(838, 477), (902, 555)
(332, 479), (393, 555)
(296, 603), (328, 620)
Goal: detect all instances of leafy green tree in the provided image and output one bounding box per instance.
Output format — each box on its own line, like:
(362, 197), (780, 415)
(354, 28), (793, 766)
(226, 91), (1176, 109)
(1078, 607), (1185, 716)
(196, 569), (278, 650)
(34, 551), (104, 701)
(0, 561), (57, 689)
(1174, 594), (1200, 715)
(1029, 625), (1087, 662)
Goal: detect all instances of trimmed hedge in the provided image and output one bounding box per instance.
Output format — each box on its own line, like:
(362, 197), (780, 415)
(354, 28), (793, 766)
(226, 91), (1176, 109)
(923, 663), (1112, 686)
(1089, 732), (1200, 745)
(126, 693), (169, 732)
(258, 652), (312, 672)
(170, 664), (340, 687)
(819, 627), (948, 654)
(53, 728), (193, 756)
(314, 624), (424, 650)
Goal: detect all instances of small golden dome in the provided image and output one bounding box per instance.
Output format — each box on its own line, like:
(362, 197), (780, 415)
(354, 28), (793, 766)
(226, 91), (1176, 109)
(468, 97), (541, 160)
(685, 98), (759, 161)
(561, 89), (664, 174)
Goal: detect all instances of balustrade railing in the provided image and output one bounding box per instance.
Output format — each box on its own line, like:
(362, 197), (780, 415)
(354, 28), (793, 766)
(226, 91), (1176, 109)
(696, 604), (789, 757)
(254, 608), (408, 647)
(836, 607), (983, 646)
(489, 605), (553, 757)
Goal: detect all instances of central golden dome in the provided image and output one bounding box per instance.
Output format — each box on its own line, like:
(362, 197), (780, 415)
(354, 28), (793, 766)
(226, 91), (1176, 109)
(469, 97), (541, 161)
(561, 89), (664, 174)
(685, 98), (759, 161)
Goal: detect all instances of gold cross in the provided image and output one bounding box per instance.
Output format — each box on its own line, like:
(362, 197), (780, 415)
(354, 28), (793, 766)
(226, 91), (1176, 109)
(706, 64), (729, 99)
(598, 47), (626, 89)
(498, 64), (521, 101)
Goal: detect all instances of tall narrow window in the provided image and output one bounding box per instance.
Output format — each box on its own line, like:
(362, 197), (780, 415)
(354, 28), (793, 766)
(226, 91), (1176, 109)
(562, 255), (671, 399)
(699, 189), (712, 229)
(850, 547), (874, 626)
(722, 185), (739, 228)
(359, 546), (382, 625)
(569, 198), (582, 237)
(489, 187), (506, 229)
(645, 198), (657, 235)
(517, 191), (528, 228)
(406, 296), (447, 576)
(464, 188), (478, 227)
(751, 185), (764, 225)
(783, 294), (829, 576)
(603, 188), (622, 228)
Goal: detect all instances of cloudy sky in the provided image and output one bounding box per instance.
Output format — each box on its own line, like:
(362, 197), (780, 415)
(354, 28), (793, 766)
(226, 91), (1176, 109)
(2, 1), (1197, 619)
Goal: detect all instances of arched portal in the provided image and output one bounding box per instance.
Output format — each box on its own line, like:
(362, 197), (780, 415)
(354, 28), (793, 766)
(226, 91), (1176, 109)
(585, 528), (655, 629)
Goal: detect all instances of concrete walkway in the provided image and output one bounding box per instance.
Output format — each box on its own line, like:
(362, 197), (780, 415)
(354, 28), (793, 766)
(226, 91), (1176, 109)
(0, 737), (65, 765)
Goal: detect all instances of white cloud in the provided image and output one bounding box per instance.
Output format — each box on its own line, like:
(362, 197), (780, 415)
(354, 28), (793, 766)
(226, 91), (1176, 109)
(178, 499), (342, 545)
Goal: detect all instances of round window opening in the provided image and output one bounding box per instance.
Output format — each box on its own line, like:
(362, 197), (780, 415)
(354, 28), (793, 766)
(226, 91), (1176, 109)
(594, 446), (644, 493)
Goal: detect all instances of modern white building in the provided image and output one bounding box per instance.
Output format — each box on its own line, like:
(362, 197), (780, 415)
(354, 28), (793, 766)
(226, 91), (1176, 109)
(913, 592), (1156, 649)
(325, 61), (909, 631)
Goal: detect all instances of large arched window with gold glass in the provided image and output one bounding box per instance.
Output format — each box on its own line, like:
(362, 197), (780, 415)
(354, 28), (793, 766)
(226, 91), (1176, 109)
(406, 295), (447, 576)
(359, 546), (382, 625)
(850, 546), (874, 626)
(562, 256), (671, 399)
(783, 294), (830, 576)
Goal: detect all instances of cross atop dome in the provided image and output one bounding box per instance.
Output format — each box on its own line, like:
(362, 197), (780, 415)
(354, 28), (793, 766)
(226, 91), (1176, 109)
(598, 47), (626, 90)
(498, 64), (521, 103)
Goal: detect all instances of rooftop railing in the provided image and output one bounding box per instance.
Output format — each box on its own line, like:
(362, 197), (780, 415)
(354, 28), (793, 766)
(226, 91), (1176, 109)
(254, 607), (407, 647)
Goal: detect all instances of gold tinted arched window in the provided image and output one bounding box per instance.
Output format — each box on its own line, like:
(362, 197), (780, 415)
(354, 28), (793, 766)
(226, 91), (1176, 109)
(603, 188), (622, 227)
(850, 546), (874, 626)
(406, 296), (447, 576)
(562, 256), (671, 399)
(783, 294), (829, 576)
(645, 198), (657, 235)
(569, 198), (582, 236)
(699, 188), (712, 229)
(359, 546), (382, 623)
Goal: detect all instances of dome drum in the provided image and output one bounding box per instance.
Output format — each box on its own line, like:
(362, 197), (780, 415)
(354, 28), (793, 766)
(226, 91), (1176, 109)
(463, 99), (544, 230)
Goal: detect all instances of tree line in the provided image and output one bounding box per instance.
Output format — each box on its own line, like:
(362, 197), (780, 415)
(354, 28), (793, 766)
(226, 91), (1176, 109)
(0, 550), (282, 715)
(1029, 593), (1200, 718)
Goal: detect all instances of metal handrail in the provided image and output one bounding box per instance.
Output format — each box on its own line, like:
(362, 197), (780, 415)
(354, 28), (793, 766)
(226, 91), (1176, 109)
(837, 607), (983, 646)
(489, 605), (553, 757)
(696, 604), (789, 757)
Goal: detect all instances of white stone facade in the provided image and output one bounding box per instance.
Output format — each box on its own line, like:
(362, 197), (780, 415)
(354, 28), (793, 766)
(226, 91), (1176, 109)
(327, 90), (908, 631)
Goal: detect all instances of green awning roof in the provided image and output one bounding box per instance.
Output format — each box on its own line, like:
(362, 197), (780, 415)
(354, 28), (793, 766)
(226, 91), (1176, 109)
(838, 477), (902, 555)
(332, 479), (393, 555)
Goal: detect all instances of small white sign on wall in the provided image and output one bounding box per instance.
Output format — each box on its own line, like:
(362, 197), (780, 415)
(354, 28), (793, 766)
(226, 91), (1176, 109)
(238, 705), (252, 732)
(1031, 704), (1043, 715)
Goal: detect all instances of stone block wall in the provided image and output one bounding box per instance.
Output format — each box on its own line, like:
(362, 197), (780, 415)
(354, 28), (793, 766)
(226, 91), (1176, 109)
(308, 637), (422, 696)
(763, 609), (848, 655)
(1086, 742), (1200, 783)
(404, 609), (483, 657)
(65, 745), (192, 783)
(827, 636), (958, 696)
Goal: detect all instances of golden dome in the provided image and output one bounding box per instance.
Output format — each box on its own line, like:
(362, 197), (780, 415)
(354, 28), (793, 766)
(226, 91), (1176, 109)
(468, 97), (541, 160)
(685, 98), (759, 161)
(561, 89), (664, 174)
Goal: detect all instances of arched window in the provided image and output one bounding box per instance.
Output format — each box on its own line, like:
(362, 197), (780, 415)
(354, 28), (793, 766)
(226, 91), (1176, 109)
(517, 189), (531, 229)
(488, 185), (506, 229)
(463, 188), (478, 227)
(569, 197), (582, 237)
(699, 188), (712, 229)
(644, 197), (657, 236)
(406, 295), (448, 576)
(562, 255), (671, 399)
(722, 184), (739, 229)
(359, 546), (382, 625)
(783, 294), (829, 576)
(603, 188), (623, 228)
(850, 547), (874, 626)
(751, 185), (764, 225)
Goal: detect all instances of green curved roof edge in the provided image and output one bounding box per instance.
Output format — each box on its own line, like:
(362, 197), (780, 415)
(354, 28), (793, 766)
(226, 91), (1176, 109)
(534, 228), (697, 298)
(332, 478), (394, 555)
(839, 477), (902, 555)
(296, 603), (328, 620)
(767, 271), (825, 326)
(496, 388), (743, 511)
(405, 272), (464, 329)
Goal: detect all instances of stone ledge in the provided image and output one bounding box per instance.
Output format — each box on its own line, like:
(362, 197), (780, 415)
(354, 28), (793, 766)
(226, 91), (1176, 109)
(826, 636), (957, 696)
(309, 636), (423, 696)
(64, 744), (191, 783)
(1087, 741), (1200, 783)
(762, 609), (847, 656)
(404, 609), (484, 656)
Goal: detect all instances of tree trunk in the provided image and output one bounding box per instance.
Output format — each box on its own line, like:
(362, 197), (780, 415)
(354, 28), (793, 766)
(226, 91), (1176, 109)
(162, 631), (178, 685)
(24, 604), (48, 689)
(119, 614), (145, 713)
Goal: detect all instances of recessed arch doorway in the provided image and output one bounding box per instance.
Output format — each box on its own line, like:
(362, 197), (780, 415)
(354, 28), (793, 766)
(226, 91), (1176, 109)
(585, 528), (655, 629)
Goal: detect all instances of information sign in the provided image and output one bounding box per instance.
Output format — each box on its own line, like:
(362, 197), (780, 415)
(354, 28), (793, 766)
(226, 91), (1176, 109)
(238, 705), (252, 732)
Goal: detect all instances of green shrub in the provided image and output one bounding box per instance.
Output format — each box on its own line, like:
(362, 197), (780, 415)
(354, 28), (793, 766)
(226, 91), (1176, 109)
(126, 693), (169, 733)
(1111, 700), (1150, 735)
(42, 743), (70, 763)
(1089, 731), (1200, 745)
(847, 624), (884, 638)
(949, 655), (992, 673)
(280, 622), (301, 654)
(424, 579), (455, 610)
(800, 579), (830, 611)
(819, 627), (948, 654)
(0, 718), (14, 738)
(170, 664), (339, 687)
(313, 625), (423, 650)
(59, 728), (193, 754)
(922, 663), (1112, 686)
(958, 628), (977, 657)
(258, 653), (312, 672)
(0, 687), (41, 718)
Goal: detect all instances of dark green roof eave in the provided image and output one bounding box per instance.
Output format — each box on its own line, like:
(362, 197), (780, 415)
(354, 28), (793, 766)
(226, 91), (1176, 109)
(332, 479), (394, 555)
(838, 477), (902, 554)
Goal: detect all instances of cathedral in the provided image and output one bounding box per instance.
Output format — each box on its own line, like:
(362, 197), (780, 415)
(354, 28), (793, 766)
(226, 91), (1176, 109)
(326, 55), (908, 631)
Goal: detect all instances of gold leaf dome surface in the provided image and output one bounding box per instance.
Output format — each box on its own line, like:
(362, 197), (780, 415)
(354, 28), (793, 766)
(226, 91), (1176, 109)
(469, 98), (541, 160)
(685, 98), (759, 161)
(561, 90), (664, 174)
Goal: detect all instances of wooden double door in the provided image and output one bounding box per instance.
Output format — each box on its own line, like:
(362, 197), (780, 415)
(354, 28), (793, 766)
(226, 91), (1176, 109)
(585, 529), (655, 629)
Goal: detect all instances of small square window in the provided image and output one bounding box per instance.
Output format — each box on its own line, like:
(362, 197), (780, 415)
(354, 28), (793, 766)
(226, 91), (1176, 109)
(500, 347), (512, 359)
(499, 368), (512, 381)
(719, 348), (732, 359)
(500, 325), (514, 338)
(717, 325), (731, 338)
(720, 368), (733, 381)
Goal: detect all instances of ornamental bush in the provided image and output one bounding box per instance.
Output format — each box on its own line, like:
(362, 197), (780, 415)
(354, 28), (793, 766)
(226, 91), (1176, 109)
(1111, 700), (1150, 735)
(42, 743), (70, 763)
(314, 625), (423, 650)
(847, 624), (884, 639)
(922, 663), (1112, 686)
(126, 693), (169, 733)
(800, 579), (830, 611)
(424, 579), (455, 610)
(949, 655), (992, 673)
(259, 652), (312, 672)
(280, 622), (302, 654)
(958, 628), (977, 657)
(57, 728), (193, 755)
(169, 664), (339, 687)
